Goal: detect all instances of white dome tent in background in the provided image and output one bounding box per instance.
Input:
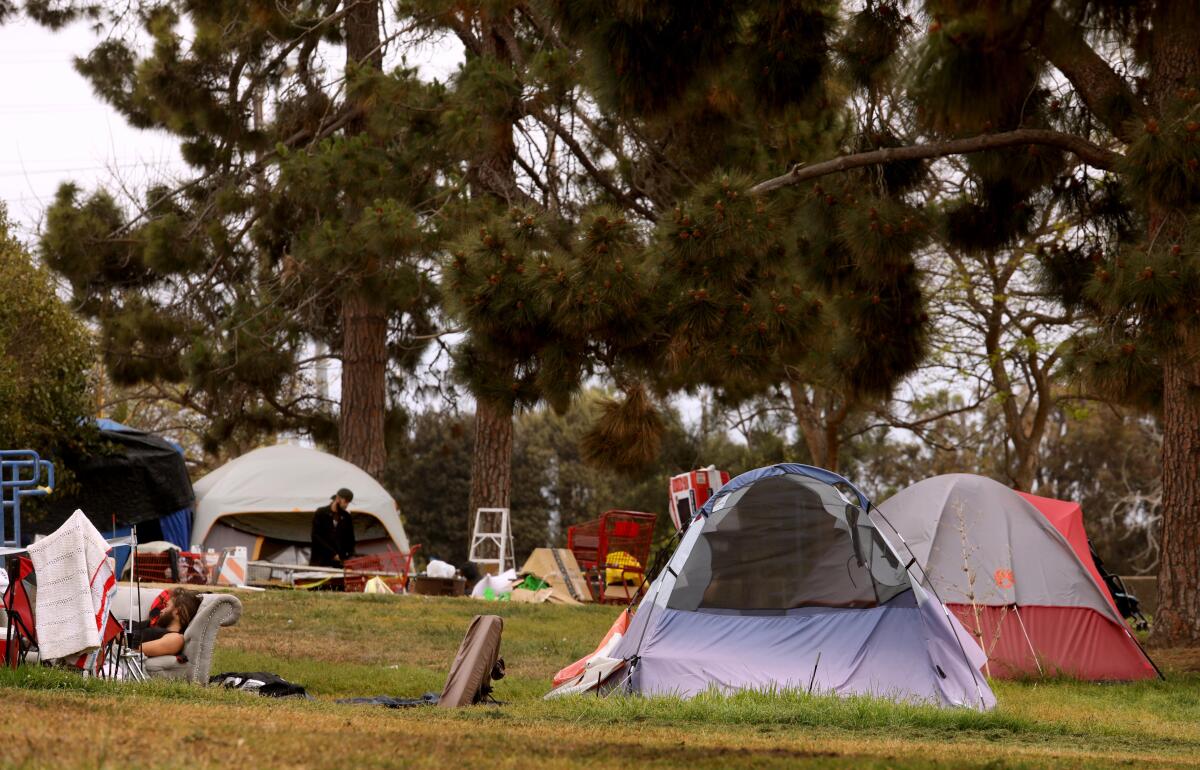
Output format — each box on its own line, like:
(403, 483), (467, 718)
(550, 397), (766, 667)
(191, 444), (409, 565)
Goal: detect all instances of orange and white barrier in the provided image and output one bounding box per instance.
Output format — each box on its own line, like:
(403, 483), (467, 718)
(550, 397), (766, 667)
(203, 547), (248, 586)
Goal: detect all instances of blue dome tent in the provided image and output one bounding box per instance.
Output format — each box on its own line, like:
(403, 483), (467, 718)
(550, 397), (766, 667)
(554, 464), (995, 709)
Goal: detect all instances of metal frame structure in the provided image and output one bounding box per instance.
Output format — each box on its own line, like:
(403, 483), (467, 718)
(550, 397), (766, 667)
(0, 450), (55, 548)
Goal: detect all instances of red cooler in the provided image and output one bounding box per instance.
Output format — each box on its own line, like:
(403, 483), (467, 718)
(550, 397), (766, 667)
(668, 467), (730, 531)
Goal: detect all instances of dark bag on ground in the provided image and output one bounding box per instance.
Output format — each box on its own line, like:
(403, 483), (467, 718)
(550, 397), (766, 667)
(335, 693), (440, 708)
(209, 671), (307, 698)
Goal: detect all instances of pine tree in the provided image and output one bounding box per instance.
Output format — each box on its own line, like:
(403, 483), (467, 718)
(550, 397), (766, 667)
(432, 1), (932, 502)
(35, 2), (445, 476)
(722, 1), (1200, 645)
(536, 2), (930, 472)
(406, 2), (676, 518)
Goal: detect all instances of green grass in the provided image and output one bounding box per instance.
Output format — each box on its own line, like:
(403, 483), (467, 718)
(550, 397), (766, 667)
(1, 590), (1198, 769)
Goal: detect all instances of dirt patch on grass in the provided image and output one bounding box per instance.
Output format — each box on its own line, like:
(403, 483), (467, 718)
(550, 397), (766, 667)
(1151, 647), (1200, 673)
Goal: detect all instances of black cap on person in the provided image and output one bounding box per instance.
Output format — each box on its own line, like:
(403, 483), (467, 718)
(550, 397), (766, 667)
(333, 488), (354, 503)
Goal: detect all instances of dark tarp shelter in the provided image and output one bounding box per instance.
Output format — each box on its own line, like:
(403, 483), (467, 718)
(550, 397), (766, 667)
(31, 420), (194, 553)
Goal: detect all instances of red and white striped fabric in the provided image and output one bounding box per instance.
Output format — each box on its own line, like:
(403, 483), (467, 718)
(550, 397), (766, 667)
(552, 609), (630, 687)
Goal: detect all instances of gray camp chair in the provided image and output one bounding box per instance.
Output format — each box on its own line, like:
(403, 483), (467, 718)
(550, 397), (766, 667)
(439, 615), (504, 707)
(113, 586), (242, 683)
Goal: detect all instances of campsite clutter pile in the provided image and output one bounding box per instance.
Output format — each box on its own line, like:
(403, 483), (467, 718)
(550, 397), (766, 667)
(470, 548), (594, 604)
(2, 506), (244, 683)
(0, 445), (506, 710)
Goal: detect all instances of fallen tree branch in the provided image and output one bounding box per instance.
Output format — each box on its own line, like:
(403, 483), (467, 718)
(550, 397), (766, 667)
(749, 129), (1122, 195)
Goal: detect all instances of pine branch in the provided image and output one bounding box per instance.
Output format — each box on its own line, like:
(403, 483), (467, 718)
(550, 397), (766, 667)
(443, 11), (483, 57)
(749, 129), (1121, 195)
(512, 149), (552, 202)
(526, 106), (656, 219)
(855, 393), (990, 451)
(109, 104), (364, 237)
(237, 1), (357, 106)
(1033, 10), (1149, 141)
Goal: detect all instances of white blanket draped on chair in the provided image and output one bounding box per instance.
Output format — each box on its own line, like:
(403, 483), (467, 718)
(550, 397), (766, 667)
(27, 509), (116, 660)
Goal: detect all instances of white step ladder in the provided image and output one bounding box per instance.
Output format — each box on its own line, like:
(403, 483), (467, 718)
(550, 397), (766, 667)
(468, 507), (515, 574)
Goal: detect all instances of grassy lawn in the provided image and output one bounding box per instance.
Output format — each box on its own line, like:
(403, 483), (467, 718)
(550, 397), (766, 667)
(2, 590), (1199, 769)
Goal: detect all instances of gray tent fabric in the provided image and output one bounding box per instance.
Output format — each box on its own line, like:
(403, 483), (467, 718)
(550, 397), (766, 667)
(211, 512), (388, 543)
(192, 444), (408, 554)
(874, 474), (1118, 621)
(871, 474), (1158, 681)
(600, 466), (995, 710)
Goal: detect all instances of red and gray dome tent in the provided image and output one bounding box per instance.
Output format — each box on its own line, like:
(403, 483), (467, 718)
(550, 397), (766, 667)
(569, 464), (996, 709)
(876, 474), (1159, 681)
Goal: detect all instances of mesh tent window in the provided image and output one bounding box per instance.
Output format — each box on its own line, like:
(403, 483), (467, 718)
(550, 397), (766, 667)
(668, 474), (910, 613)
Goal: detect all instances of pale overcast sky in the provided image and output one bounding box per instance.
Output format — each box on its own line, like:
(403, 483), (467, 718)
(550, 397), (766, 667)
(0, 15), (462, 244)
(0, 18), (186, 243)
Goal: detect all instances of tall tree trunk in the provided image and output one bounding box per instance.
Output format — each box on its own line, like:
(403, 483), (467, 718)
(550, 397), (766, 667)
(336, 0), (388, 479)
(1011, 445), (1040, 493)
(339, 290), (388, 478)
(1152, 324), (1200, 644)
(460, 6), (521, 527)
(1147, 0), (1200, 645)
(788, 382), (844, 471)
(468, 398), (514, 516)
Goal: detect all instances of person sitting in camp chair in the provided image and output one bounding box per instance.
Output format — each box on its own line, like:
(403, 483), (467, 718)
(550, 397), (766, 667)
(127, 588), (202, 658)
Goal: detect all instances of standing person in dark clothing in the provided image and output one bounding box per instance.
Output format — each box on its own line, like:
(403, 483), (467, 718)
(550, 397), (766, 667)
(310, 488), (357, 567)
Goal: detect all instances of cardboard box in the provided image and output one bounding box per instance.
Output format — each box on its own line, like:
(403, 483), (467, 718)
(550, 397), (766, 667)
(520, 548), (592, 604)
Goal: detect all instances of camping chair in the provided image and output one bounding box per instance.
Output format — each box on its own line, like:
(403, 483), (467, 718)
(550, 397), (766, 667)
(343, 545), (421, 593)
(112, 585), (242, 682)
(71, 611), (129, 677)
(1088, 541), (1150, 631)
(2, 557), (37, 667)
(1, 558), (125, 676)
(438, 615), (505, 708)
(567, 511), (657, 604)
(93, 612), (127, 674)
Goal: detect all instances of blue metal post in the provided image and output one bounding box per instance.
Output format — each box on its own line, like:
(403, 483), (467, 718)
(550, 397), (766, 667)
(0, 450), (55, 547)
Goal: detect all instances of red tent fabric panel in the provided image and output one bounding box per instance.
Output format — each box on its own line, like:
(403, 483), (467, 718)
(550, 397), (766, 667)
(948, 604), (1155, 681)
(1017, 491), (1119, 614)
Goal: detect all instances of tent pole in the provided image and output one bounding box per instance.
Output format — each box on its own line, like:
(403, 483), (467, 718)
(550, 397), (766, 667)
(129, 526), (138, 625)
(1010, 604), (1044, 676)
